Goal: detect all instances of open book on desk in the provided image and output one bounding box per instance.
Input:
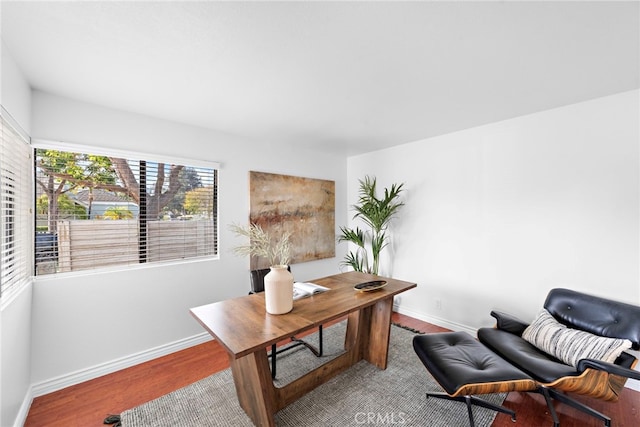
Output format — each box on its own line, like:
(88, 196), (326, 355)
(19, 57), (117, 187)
(293, 282), (329, 300)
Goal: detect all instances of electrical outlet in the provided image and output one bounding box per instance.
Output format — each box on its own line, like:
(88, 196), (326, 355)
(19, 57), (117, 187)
(435, 299), (442, 310)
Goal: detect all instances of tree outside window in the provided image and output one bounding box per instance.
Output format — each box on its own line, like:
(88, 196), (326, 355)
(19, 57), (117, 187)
(34, 148), (217, 275)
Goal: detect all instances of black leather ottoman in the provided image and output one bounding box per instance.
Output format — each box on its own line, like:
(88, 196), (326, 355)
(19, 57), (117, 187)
(413, 331), (537, 427)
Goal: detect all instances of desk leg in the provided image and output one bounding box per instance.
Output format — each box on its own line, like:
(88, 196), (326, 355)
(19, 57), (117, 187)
(363, 297), (393, 369)
(345, 307), (366, 363)
(344, 296), (393, 369)
(230, 351), (276, 427)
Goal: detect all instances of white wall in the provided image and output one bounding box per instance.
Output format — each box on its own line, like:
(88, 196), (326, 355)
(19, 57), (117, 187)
(349, 90), (639, 332)
(29, 91), (347, 392)
(0, 39), (34, 427)
(1, 40), (31, 132)
(0, 287), (33, 427)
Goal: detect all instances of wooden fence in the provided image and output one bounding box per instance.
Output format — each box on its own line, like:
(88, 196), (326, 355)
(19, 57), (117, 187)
(55, 219), (215, 273)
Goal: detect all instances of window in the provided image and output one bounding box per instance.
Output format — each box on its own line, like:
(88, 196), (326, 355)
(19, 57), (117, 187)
(34, 145), (218, 275)
(0, 110), (32, 299)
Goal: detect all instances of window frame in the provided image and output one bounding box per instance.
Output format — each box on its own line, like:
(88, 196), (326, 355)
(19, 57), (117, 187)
(32, 139), (221, 277)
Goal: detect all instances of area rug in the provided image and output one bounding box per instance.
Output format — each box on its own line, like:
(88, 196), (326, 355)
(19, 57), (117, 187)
(121, 322), (506, 426)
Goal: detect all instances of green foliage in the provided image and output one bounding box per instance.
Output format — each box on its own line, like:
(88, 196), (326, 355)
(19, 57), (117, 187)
(342, 250), (364, 273)
(338, 226), (366, 271)
(36, 194), (87, 219)
(166, 167), (203, 214)
(36, 149), (190, 225)
(36, 149), (116, 185)
(103, 206), (134, 220)
(36, 149), (119, 231)
(84, 155), (117, 184)
(338, 176), (405, 275)
(184, 186), (215, 216)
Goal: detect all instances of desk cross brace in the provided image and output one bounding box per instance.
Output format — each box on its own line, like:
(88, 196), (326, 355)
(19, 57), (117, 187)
(267, 325), (324, 379)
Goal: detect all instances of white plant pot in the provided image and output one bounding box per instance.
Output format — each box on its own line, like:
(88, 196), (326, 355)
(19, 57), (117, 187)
(264, 265), (294, 315)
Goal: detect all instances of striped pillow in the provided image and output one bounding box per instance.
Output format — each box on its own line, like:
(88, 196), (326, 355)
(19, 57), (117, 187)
(522, 309), (632, 367)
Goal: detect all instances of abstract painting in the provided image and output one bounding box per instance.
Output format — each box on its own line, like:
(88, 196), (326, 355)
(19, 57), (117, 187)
(249, 171), (335, 269)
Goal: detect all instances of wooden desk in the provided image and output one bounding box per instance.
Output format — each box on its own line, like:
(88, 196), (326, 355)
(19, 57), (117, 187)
(190, 271), (416, 426)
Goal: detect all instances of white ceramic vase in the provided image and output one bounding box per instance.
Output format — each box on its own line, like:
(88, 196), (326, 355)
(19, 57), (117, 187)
(264, 265), (294, 314)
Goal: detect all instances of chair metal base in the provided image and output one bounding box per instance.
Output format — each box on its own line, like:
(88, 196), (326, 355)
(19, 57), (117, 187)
(533, 387), (611, 427)
(267, 325), (323, 379)
(426, 392), (516, 427)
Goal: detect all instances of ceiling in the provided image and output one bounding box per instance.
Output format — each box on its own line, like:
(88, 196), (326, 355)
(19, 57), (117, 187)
(2, 1), (638, 156)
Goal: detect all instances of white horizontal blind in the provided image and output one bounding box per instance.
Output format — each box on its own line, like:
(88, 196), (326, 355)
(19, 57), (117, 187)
(35, 148), (217, 275)
(0, 113), (32, 298)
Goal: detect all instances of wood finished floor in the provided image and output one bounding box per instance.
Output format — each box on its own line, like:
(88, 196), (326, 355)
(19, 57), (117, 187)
(25, 313), (639, 427)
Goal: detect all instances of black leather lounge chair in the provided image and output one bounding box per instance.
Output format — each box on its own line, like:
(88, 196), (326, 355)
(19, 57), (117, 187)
(414, 288), (640, 427)
(478, 288), (640, 427)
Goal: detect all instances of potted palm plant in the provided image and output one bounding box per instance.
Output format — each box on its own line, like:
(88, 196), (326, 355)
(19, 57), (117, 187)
(230, 223), (294, 314)
(338, 176), (405, 275)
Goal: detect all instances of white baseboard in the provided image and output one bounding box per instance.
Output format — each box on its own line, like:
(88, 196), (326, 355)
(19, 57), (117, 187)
(393, 304), (477, 335)
(13, 387), (34, 427)
(30, 332), (212, 398)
